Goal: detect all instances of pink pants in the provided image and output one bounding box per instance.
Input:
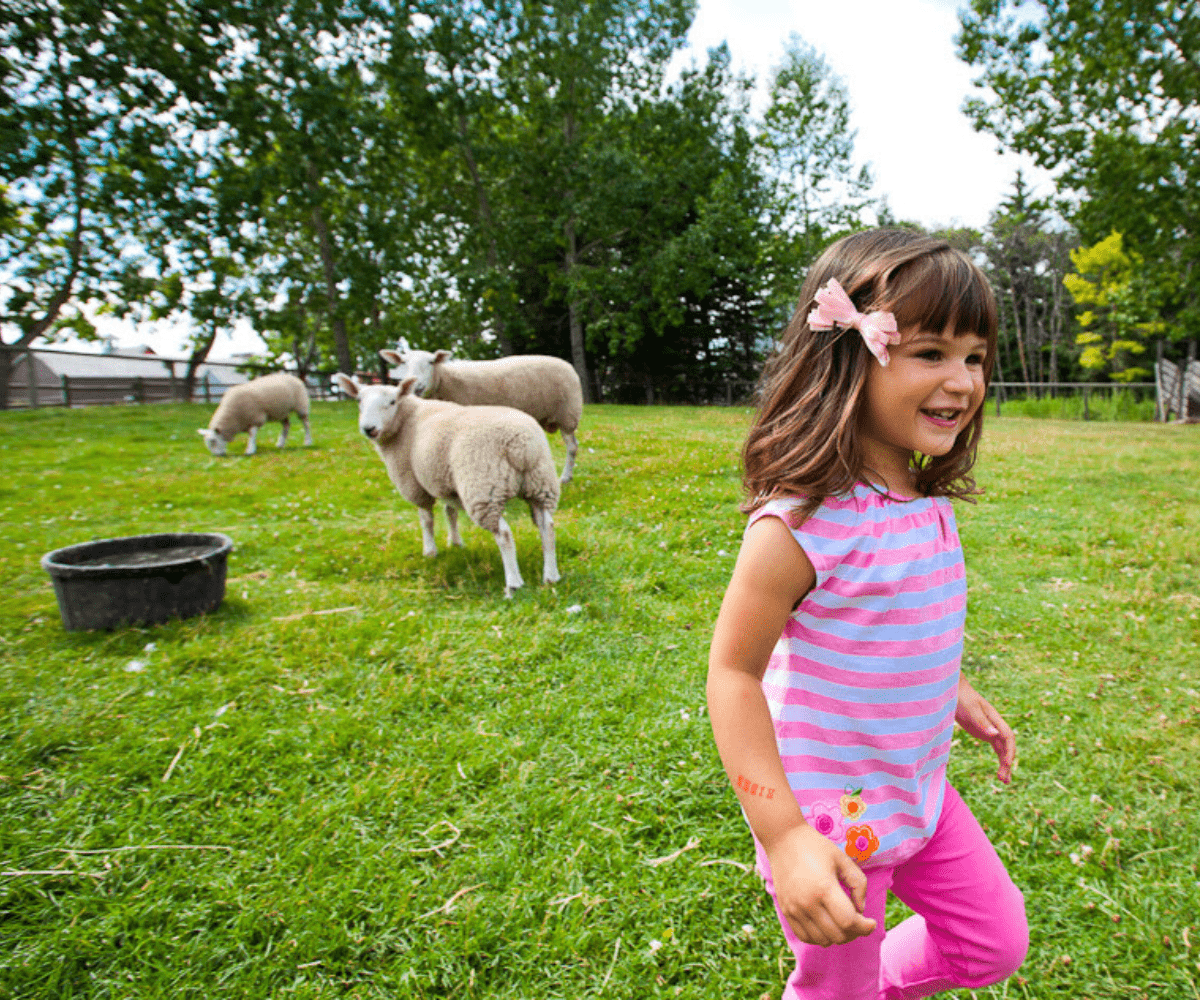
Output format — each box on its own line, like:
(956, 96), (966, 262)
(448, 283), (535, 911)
(755, 784), (1028, 1000)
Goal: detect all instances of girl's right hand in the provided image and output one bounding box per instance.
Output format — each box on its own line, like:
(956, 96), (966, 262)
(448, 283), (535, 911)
(766, 824), (878, 947)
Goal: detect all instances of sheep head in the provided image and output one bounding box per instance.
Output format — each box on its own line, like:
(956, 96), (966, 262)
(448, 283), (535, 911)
(379, 347), (452, 397)
(335, 373), (416, 442)
(197, 427), (229, 456)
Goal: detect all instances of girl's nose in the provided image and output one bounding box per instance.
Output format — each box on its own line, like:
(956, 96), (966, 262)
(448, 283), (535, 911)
(943, 362), (976, 394)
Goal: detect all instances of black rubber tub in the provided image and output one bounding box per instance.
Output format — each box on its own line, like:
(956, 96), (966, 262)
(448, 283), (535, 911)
(41, 532), (233, 631)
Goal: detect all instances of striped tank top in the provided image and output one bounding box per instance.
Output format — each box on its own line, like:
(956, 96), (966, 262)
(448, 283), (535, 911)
(749, 485), (965, 868)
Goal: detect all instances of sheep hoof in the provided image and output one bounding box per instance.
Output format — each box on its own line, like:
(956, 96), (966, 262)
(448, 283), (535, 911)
(543, 571), (561, 585)
(423, 547), (437, 558)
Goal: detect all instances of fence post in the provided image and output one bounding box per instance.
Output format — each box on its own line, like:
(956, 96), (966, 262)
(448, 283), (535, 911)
(1082, 387), (1090, 420)
(1155, 340), (1165, 421)
(61, 374), (70, 408)
(1181, 340), (1197, 421)
(994, 383), (1001, 417)
(26, 349), (38, 409)
(203, 373), (210, 404)
(132, 377), (144, 404)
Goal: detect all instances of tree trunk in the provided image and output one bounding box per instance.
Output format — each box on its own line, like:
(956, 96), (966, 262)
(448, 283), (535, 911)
(564, 216), (593, 403)
(307, 168), (353, 374)
(182, 325), (219, 402)
(994, 282), (1011, 381)
(457, 114), (512, 356)
(1006, 275), (1031, 384)
(561, 105), (593, 403)
(0, 198), (85, 409)
(1025, 288), (1038, 390)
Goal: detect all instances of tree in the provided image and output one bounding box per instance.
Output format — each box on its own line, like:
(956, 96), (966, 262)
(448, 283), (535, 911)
(0, 0), (206, 406)
(757, 36), (872, 290)
(957, 0), (1200, 344)
(973, 173), (1079, 386)
(1063, 232), (1163, 382)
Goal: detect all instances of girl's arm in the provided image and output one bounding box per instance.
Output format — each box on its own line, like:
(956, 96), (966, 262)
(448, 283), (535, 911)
(707, 516), (877, 947)
(955, 674), (1016, 783)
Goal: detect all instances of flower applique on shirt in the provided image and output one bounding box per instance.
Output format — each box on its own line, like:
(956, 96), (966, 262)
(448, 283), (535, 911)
(807, 790), (879, 863)
(845, 825), (880, 864)
(805, 801), (847, 844)
(837, 789), (877, 862)
(840, 789), (866, 821)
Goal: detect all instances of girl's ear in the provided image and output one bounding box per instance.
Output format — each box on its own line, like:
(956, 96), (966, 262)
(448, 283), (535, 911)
(399, 376), (418, 396)
(432, 350), (453, 364)
(332, 373), (359, 398)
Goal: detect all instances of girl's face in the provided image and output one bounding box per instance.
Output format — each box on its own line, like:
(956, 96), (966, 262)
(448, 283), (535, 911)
(857, 322), (988, 493)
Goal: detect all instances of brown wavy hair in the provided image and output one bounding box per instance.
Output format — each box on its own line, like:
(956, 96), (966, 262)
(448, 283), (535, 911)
(742, 228), (998, 521)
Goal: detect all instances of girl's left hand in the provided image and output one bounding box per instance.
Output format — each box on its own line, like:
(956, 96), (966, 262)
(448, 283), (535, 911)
(955, 675), (1016, 783)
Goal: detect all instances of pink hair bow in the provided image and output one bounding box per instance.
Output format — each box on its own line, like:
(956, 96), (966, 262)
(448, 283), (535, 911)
(807, 278), (900, 366)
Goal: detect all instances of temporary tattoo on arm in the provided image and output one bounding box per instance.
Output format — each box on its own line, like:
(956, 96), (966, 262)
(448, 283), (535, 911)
(734, 774), (776, 799)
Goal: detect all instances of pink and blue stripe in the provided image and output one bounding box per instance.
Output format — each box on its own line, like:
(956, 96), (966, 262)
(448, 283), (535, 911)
(750, 484), (965, 867)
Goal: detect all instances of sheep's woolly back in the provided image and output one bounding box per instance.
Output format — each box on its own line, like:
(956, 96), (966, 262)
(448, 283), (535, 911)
(208, 373), (310, 436)
(371, 394), (559, 533)
(429, 356), (582, 434)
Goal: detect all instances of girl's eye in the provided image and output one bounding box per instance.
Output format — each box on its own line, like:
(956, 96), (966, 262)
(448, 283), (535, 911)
(967, 354), (985, 366)
(918, 350), (943, 361)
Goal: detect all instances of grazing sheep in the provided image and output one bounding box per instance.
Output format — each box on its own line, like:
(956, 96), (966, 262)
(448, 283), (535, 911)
(197, 372), (312, 457)
(333, 373), (560, 596)
(378, 348), (583, 482)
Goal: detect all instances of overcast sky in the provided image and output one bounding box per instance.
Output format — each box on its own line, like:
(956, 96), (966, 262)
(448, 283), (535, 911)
(85, 0), (1050, 357)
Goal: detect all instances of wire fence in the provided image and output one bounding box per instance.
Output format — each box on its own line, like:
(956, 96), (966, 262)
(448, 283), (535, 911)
(3, 346), (1196, 421)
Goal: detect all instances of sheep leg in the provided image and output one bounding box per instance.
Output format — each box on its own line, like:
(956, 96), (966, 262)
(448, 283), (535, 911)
(244, 425), (259, 456)
(276, 416), (290, 449)
(300, 414), (313, 446)
(418, 507), (438, 557)
(491, 516), (524, 597)
(444, 502), (463, 547)
(531, 503), (560, 584)
(559, 430), (578, 483)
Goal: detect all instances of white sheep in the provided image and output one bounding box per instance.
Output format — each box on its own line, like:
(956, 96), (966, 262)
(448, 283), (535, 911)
(197, 372), (312, 457)
(378, 348), (583, 482)
(332, 373), (560, 596)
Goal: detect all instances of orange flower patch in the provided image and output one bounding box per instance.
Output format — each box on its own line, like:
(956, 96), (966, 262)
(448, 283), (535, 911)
(844, 824), (879, 863)
(840, 792), (866, 820)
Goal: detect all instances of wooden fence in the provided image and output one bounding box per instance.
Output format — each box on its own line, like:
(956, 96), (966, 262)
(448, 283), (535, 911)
(2, 346), (337, 410)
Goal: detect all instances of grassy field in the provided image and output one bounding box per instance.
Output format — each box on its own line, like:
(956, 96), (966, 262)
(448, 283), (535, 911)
(0, 401), (1197, 999)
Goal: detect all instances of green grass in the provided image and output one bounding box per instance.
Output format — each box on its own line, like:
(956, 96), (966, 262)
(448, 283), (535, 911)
(992, 389), (1157, 422)
(0, 402), (1197, 999)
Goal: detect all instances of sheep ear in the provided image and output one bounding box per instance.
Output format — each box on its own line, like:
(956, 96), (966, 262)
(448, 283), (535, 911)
(196, 428), (208, 437)
(399, 376), (418, 397)
(432, 350), (453, 364)
(379, 349), (402, 366)
(332, 373), (359, 398)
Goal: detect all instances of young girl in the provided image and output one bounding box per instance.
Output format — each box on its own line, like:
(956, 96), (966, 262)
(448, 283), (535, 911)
(707, 229), (1028, 1000)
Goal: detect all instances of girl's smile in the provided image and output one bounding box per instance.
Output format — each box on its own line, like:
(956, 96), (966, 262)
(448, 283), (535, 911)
(858, 323), (988, 492)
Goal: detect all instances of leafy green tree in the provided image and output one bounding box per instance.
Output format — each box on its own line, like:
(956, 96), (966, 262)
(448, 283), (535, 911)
(957, 0), (1200, 344)
(979, 174), (1077, 386)
(0, 0), (207, 406)
(1063, 232), (1163, 383)
(758, 36), (872, 290)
